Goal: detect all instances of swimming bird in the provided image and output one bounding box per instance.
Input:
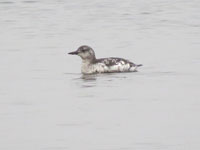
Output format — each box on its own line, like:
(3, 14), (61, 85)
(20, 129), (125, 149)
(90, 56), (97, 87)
(68, 45), (142, 74)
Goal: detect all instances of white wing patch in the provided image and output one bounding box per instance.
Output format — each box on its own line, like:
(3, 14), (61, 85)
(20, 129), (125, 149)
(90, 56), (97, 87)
(81, 58), (138, 74)
(94, 60), (135, 73)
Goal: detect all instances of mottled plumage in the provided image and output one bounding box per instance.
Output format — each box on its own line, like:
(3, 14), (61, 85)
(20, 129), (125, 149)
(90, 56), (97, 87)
(68, 45), (142, 74)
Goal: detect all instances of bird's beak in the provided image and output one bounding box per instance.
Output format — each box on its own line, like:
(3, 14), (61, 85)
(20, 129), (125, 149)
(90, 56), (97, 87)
(68, 50), (78, 55)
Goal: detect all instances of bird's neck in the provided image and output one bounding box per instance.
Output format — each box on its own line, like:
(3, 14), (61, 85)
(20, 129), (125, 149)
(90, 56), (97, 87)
(82, 57), (96, 65)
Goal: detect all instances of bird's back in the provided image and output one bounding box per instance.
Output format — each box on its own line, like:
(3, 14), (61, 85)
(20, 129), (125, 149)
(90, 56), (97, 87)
(81, 57), (141, 74)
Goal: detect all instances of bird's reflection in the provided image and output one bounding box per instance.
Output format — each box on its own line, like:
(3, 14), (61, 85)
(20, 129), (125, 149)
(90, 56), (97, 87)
(80, 74), (97, 88)
(81, 74), (97, 81)
(70, 72), (130, 88)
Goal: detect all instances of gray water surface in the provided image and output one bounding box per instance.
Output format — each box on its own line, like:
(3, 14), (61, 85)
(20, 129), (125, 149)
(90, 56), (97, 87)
(0, 0), (200, 150)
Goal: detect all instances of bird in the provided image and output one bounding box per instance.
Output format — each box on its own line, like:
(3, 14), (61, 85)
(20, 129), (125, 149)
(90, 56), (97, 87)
(68, 45), (142, 74)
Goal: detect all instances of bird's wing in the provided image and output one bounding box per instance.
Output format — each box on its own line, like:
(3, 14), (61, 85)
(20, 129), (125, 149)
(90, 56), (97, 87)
(97, 57), (136, 67)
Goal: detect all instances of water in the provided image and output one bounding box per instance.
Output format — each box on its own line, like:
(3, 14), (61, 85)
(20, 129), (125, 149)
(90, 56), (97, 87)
(0, 0), (200, 149)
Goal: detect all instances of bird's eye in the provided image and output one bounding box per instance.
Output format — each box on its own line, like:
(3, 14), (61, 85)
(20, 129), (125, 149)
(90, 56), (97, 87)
(82, 49), (86, 52)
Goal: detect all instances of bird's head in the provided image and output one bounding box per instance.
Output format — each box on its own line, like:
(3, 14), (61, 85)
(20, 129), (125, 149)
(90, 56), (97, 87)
(68, 45), (96, 61)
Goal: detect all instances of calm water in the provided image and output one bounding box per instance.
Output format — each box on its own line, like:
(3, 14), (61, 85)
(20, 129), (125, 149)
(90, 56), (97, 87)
(0, 0), (200, 150)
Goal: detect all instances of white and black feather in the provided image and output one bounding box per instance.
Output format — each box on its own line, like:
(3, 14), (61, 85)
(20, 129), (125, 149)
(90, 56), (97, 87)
(68, 45), (142, 74)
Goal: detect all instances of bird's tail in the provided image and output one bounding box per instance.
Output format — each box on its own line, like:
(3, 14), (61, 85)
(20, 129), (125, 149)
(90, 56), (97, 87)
(136, 64), (143, 67)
